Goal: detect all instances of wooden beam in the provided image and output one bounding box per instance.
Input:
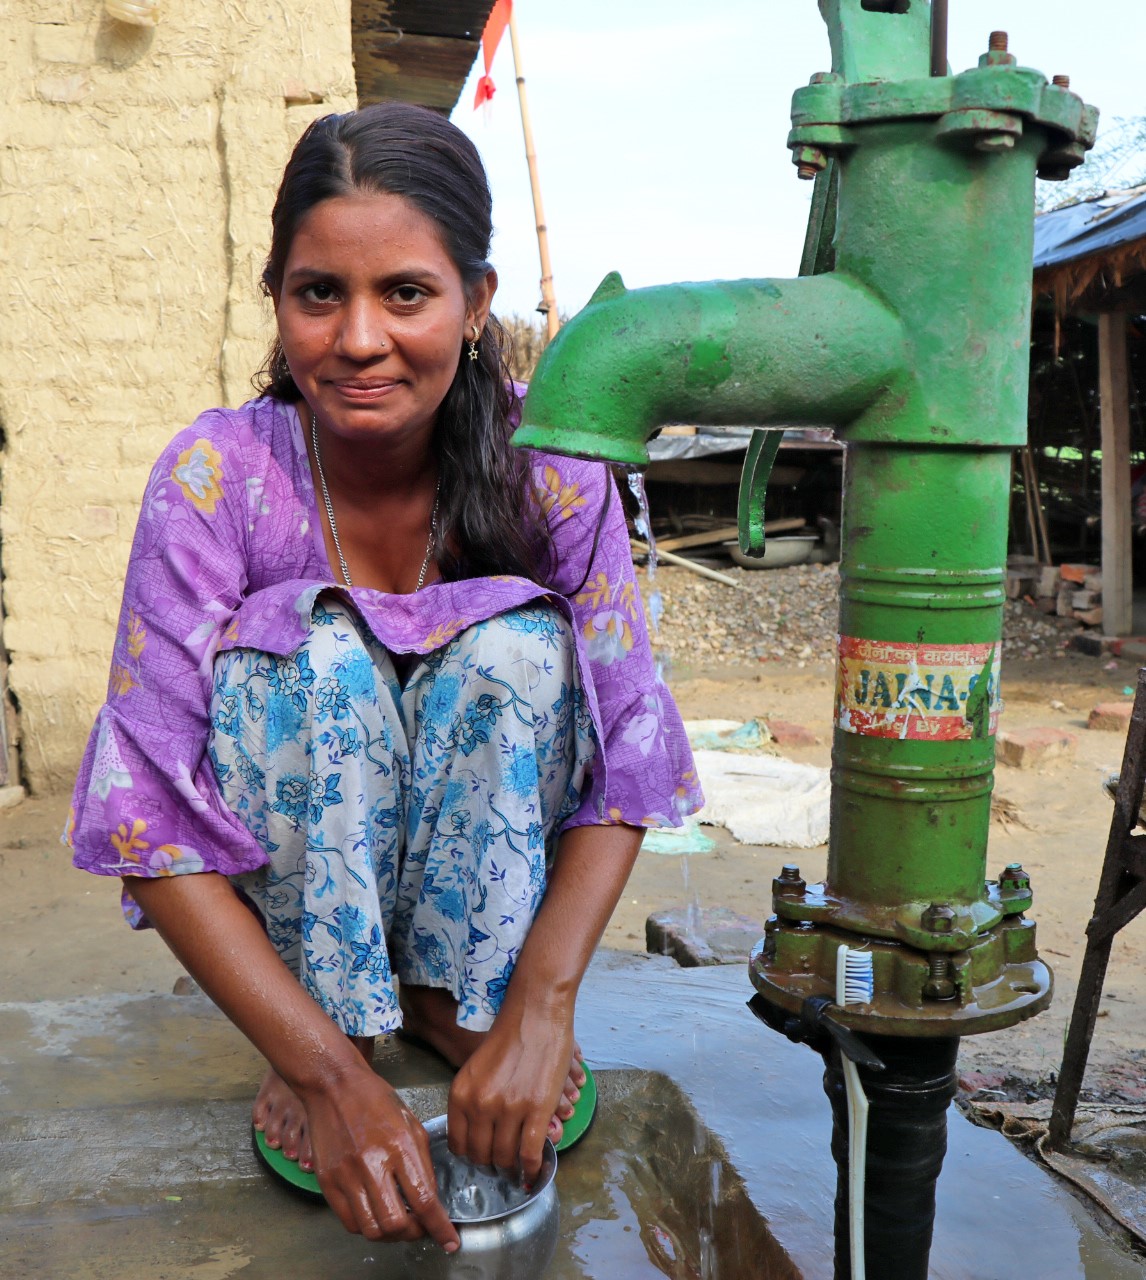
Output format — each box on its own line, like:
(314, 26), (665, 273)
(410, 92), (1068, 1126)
(1099, 313), (1133, 636)
(655, 518), (804, 554)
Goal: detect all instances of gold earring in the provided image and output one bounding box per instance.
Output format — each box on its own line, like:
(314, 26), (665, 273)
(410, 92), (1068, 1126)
(467, 324), (480, 362)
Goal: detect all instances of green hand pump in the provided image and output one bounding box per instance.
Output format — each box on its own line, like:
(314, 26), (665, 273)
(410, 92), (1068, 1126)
(511, 1), (1096, 1273)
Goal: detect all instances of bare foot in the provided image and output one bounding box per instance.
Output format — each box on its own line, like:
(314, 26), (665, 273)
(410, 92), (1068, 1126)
(253, 1035), (374, 1172)
(398, 984), (586, 1144)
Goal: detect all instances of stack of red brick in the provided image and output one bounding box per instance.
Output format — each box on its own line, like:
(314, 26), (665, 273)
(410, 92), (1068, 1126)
(1007, 560), (1103, 628)
(996, 703), (1133, 769)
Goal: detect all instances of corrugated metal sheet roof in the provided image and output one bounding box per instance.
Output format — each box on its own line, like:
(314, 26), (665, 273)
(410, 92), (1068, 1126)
(353, 0), (496, 113)
(1033, 187), (1146, 272)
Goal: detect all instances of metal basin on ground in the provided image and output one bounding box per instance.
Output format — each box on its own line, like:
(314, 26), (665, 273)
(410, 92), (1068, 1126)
(400, 1114), (559, 1278)
(728, 535), (820, 569)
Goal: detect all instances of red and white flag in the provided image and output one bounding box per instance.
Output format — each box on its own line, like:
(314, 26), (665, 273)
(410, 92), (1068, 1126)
(473, 0), (512, 109)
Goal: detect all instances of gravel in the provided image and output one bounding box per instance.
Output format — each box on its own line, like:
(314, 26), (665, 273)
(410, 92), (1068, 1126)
(635, 560), (1083, 670)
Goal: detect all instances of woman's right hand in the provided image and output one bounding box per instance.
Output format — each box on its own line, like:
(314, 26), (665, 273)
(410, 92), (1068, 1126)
(121, 874), (459, 1250)
(300, 1061), (460, 1251)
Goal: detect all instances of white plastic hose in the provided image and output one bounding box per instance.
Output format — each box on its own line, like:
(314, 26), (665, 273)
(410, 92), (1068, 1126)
(836, 945), (874, 1280)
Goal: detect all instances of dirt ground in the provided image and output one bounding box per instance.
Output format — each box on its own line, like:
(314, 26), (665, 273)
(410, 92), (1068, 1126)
(2, 645), (1143, 1105)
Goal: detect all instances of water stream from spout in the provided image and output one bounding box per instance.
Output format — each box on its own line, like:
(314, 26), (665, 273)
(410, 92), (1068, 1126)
(627, 469), (705, 956)
(627, 471), (665, 638)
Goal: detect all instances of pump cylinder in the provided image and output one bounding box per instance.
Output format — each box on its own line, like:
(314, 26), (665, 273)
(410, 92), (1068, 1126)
(830, 443), (1011, 923)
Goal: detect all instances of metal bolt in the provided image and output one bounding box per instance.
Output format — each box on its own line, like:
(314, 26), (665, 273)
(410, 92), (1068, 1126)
(921, 902), (956, 933)
(773, 864), (807, 897)
(988, 31), (1008, 52)
(923, 953), (957, 1001)
(1052, 74), (1071, 88)
(792, 145), (828, 181)
(975, 133), (1016, 153)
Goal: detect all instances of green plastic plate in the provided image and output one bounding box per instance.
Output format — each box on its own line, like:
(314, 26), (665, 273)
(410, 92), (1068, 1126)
(556, 1061), (597, 1153)
(252, 1126), (324, 1200)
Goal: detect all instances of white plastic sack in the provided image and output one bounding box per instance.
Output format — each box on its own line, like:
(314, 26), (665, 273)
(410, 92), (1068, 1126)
(692, 749), (830, 848)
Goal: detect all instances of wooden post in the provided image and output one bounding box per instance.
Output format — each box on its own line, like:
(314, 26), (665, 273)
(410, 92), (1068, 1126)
(1099, 312), (1133, 636)
(507, 7), (560, 340)
(1049, 667), (1146, 1148)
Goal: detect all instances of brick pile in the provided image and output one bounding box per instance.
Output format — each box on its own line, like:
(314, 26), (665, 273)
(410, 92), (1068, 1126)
(1008, 560), (1104, 628)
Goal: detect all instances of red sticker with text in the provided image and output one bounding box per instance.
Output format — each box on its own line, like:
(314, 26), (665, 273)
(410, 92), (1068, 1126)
(835, 636), (1001, 741)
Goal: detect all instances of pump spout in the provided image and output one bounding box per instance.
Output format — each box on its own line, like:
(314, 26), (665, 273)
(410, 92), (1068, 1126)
(511, 270), (908, 467)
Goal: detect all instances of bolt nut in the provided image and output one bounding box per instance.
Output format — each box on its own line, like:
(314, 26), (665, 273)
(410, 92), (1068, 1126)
(1052, 74), (1071, 88)
(923, 952), (957, 1000)
(1000, 863), (1031, 891)
(773, 864), (806, 897)
(923, 976), (957, 1000)
(792, 145), (827, 180)
(980, 31), (1016, 67)
(921, 902), (957, 933)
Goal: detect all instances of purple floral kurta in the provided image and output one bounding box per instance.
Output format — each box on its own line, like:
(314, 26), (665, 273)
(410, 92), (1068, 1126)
(69, 396), (701, 902)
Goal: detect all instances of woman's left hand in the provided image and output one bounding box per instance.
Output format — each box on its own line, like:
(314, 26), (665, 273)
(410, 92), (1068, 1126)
(446, 821), (643, 1180)
(446, 993), (574, 1181)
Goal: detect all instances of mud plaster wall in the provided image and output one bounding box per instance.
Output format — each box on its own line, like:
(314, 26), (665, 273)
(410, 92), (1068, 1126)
(0, 1), (356, 794)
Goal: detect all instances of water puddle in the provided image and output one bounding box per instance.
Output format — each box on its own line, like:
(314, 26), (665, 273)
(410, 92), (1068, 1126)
(2, 1073), (798, 1280)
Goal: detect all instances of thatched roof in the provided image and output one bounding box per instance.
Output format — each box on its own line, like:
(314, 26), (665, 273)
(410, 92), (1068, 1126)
(353, 0), (495, 113)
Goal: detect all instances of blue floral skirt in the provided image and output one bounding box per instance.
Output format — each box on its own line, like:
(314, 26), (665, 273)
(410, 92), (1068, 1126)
(207, 598), (597, 1037)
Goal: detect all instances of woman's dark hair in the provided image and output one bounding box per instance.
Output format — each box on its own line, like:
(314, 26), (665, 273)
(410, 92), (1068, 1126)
(255, 102), (552, 584)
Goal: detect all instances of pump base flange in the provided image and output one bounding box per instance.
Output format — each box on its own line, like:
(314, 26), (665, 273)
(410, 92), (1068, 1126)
(749, 918), (1052, 1038)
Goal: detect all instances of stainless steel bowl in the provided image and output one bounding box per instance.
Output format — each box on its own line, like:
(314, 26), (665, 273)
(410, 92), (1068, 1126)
(400, 1115), (559, 1278)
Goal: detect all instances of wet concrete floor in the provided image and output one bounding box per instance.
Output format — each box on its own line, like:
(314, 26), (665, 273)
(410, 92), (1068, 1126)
(2, 950), (1140, 1278)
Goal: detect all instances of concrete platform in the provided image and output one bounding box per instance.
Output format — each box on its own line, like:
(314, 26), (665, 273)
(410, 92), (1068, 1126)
(1, 951), (1140, 1278)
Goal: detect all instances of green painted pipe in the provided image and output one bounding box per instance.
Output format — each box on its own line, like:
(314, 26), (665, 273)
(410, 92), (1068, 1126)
(513, 272), (908, 468)
(512, 8), (1095, 1037)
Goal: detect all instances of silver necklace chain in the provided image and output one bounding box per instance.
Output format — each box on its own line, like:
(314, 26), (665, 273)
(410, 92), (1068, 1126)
(310, 411), (439, 591)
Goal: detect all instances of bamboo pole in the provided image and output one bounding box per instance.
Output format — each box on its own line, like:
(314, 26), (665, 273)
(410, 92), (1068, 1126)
(507, 7), (560, 340)
(1016, 451), (1040, 560)
(630, 540), (742, 588)
(1026, 446), (1052, 564)
(1019, 446), (1051, 565)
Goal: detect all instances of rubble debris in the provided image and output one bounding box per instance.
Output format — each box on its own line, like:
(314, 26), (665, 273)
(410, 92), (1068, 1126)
(638, 563), (1081, 668)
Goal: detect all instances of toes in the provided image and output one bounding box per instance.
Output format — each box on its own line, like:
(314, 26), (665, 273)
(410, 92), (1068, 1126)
(263, 1110), (286, 1150)
(252, 1089), (273, 1131)
(299, 1130), (315, 1174)
(547, 1116), (564, 1145)
(252, 1069), (282, 1133)
(280, 1111), (306, 1162)
(563, 1072), (582, 1104)
(569, 1046), (587, 1090)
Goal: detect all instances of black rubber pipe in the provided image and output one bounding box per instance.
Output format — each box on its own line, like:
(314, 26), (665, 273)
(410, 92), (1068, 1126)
(823, 1035), (960, 1280)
